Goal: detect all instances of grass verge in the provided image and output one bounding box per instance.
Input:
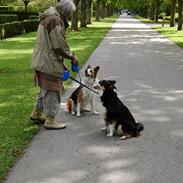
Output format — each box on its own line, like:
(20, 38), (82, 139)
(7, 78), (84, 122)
(135, 15), (183, 49)
(0, 16), (117, 183)
(153, 26), (183, 48)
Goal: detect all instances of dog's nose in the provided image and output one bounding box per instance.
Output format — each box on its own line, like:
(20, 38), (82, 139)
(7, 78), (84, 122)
(93, 85), (101, 90)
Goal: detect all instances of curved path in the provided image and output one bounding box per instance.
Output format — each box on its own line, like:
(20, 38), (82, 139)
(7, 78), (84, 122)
(5, 15), (183, 183)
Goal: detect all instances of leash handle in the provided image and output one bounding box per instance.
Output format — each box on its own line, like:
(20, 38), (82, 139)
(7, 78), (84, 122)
(70, 76), (99, 95)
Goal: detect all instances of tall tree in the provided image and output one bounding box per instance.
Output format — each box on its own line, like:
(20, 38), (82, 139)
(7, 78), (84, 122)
(71, 0), (80, 31)
(101, 0), (106, 19)
(177, 0), (182, 30)
(170, 0), (176, 27)
(154, 0), (162, 22)
(86, 0), (93, 24)
(80, 0), (87, 27)
(95, 0), (100, 21)
(0, 0), (15, 5)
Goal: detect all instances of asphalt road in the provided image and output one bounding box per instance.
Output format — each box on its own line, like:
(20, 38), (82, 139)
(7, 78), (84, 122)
(4, 15), (183, 183)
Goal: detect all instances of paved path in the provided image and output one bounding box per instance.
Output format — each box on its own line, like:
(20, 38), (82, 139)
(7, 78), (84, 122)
(5, 15), (183, 183)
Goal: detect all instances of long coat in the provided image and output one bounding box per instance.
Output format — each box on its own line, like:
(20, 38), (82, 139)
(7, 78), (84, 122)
(31, 7), (73, 78)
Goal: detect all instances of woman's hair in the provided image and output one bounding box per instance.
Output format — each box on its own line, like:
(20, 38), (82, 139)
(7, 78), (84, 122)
(56, 0), (76, 18)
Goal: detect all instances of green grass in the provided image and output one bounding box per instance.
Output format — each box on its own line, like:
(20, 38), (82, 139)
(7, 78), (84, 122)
(153, 26), (183, 48)
(135, 15), (183, 48)
(135, 15), (170, 23)
(134, 15), (154, 23)
(0, 16), (117, 182)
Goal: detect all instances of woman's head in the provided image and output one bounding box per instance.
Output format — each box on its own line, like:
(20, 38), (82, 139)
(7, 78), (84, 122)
(56, 0), (76, 19)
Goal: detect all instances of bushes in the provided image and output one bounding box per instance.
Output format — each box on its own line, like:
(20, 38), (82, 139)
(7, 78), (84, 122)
(0, 6), (39, 12)
(0, 20), (38, 40)
(0, 14), (18, 24)
(29, 15), (39, 20)
(0, 10), (38, 21)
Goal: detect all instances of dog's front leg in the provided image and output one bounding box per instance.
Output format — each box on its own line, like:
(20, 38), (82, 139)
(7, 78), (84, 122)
(101, 116), (109, 132)
(107, 122), (115, 137)
(76, 102), (81, 116)
(71, 100), (76, 115)
(90, 97), (99, 115)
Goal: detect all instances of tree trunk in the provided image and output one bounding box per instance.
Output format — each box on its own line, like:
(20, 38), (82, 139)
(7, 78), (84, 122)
(170, 0), (176, 27)
(23, 0), (29, 19)
(105, 5), (108, 17)
(95, 0), (100, 21)
(150, 1), (155, 20)
(154, 0), (159, 22)
(80, 0), (87, 27)
(71, 0), (80, 31)
(25, 3), (28, 12)
(86, 0), (92, 24)
(177, 0), (182, 30)
(109, 5), (113, 16)
(23, 0), (29, 12)
(101, 1), (105, 19)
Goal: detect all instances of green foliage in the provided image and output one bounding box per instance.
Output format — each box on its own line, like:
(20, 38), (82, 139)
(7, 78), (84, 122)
(0, 0), (16, 6)
(0, 0), (56, 11)
(29, 0), (56, 11)
(121, 0), (151, 11)
(106, 0), (124, 8)
(0, 14), (18, 24)
(0, 10), (38, 21)
(0, 19), (38, 39)
(120, 0), (171, 17)
(0, 6), (39, 11)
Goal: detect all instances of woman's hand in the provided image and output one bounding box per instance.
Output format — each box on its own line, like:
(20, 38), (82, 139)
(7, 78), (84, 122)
(71, 55), (78, 65)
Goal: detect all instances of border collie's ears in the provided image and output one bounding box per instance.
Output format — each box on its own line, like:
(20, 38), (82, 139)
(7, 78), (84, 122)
(110, 80), (116, 85)
(94, 66), (100, 72)
(94, 66), (100, 77)
(110, 80), (116, 89)
(86, 65), (91, 69)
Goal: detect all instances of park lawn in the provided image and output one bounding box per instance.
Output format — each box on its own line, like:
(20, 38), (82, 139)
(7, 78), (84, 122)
(135, 15), (183, 49)
(134, 15), (155, 23)
(134, 15), (170, 23)
(153, 25), (183, 48)
(0, 16), (117, 182)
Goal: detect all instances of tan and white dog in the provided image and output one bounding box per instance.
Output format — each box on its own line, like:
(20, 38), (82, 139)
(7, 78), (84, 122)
(66, 65), (100, 116)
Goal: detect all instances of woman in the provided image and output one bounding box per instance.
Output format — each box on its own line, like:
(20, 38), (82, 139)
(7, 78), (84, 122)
(31, 0), (77, 129)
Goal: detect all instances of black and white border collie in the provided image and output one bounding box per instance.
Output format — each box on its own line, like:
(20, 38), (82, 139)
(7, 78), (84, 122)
(99, 80), (144, 140)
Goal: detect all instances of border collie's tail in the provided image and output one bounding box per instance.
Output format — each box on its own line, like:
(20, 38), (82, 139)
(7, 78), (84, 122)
(136, 123), (144, 133)
(66, 98), (73, 113)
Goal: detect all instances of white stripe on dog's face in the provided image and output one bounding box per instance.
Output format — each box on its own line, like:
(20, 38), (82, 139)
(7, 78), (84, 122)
(87, 68), (92, 76)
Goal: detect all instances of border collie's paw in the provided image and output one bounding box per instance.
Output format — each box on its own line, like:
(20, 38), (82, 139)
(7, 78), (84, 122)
(120, 136), (127, 140)
(101, 126), (107, 132)
(92, 111), (99, 115)
(107, 133), (113, 137)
